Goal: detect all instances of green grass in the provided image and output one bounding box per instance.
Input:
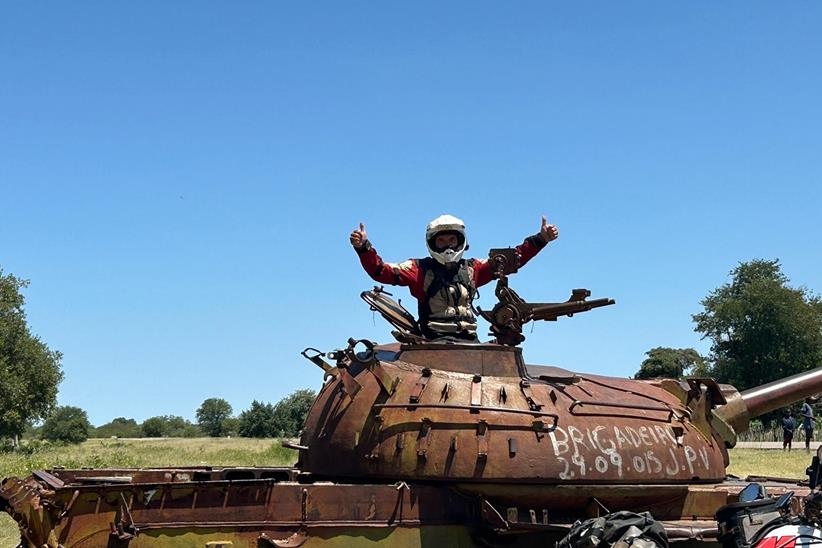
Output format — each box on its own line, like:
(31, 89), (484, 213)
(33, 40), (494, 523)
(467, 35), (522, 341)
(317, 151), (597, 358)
(0, 442), (818, 548)
(727, 448), (815, 479)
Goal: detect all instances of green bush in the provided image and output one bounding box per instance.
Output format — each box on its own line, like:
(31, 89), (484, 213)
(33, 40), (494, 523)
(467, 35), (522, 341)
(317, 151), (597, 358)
(238, 400), (276, 437)
(91, 417), (141, 438)
(141, 415), (200, 438)
(272, 389), (316, 437)
(40, 406), (90, 444)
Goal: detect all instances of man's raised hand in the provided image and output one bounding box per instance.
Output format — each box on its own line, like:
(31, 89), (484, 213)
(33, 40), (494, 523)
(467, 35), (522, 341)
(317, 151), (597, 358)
(350, 222), (368, 249)
(540, 215), (559, 242)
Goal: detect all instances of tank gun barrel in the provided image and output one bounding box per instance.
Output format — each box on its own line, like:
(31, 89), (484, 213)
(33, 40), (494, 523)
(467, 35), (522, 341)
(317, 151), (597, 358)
(715, 365), (822, 434)
(740, 366), (822, 419)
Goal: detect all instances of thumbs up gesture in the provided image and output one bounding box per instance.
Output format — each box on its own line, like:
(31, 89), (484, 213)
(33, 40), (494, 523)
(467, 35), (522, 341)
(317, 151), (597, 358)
(540, 215), (559, 243)
(350, 222), (368, 249)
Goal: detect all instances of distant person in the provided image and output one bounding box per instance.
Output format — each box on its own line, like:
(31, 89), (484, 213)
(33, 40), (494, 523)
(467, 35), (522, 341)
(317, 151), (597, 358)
(350, 214), (558, 340)
(802, 398), (815, 453)
(782, 410), (796, 452)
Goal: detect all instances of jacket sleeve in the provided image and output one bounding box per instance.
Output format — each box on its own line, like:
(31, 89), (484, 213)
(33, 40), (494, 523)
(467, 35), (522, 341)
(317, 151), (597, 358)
(355, 241), (422, 294)
(473, 233), (549, 288)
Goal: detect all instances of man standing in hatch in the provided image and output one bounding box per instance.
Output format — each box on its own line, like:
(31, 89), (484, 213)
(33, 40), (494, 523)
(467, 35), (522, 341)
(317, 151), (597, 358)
(350, 214), (558, 341)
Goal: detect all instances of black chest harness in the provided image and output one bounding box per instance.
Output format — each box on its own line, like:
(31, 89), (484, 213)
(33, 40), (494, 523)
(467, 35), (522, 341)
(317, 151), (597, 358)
(416, 258), (477, 340)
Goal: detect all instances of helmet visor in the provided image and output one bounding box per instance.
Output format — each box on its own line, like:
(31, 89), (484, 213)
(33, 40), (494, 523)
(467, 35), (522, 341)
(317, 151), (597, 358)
(428, 230), (465, 252)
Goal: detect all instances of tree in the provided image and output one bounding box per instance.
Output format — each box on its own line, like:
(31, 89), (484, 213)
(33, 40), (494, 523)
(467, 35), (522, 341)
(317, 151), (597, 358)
(196, 398), (233, 437)
(271, 389), (316, 437)
(0, 269), (64, 447)
(141, 416), (167, 437)
(693, 259), (822, 391)
(141, 415), (200, 438)
(634, 347), (708, 379)
(165, 416), (200, 437)
(238, 400), (276, 438)
(91, 417), (141, 438)
(41, 406), (91, 444)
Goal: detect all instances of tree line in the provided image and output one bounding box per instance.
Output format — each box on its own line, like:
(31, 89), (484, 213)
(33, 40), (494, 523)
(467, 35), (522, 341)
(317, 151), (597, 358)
(3, 258), (822, 446)
(22, 390), (316, 444)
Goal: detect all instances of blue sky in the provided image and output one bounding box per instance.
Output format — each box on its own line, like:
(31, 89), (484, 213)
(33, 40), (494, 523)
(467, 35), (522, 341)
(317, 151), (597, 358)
(2, 3), (820, 426)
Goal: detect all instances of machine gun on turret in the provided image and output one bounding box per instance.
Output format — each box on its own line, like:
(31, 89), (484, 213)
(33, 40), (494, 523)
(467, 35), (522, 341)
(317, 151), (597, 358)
(477, 248), (615, 345)
(361, 247), (614, 346)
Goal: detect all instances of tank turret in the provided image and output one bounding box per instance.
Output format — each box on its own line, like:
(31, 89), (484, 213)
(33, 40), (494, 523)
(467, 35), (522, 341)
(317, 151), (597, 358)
(298, 334), (822, 489)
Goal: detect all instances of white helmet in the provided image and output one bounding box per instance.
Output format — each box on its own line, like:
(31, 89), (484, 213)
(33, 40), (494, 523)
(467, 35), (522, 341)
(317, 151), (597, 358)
(425, 214), (467, 267)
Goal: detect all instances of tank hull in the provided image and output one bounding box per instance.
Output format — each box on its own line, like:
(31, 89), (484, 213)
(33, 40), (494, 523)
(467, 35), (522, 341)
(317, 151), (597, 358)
(0, 466), (809, 547)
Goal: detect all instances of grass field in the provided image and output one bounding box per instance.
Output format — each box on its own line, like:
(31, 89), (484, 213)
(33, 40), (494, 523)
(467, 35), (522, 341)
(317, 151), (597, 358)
(0, 441), (816, 547)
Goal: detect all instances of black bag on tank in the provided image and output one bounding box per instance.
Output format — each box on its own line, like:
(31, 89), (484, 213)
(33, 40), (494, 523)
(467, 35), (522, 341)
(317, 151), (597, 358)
(556, 511), (668, 548)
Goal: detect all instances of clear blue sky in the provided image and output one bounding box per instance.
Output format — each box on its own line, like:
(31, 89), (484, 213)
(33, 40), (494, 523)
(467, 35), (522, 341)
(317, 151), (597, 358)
(2, 3), (820, 426)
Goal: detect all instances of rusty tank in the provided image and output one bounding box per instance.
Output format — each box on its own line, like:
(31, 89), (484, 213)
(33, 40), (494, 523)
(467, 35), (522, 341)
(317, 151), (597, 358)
(2, 248), (821, 547)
